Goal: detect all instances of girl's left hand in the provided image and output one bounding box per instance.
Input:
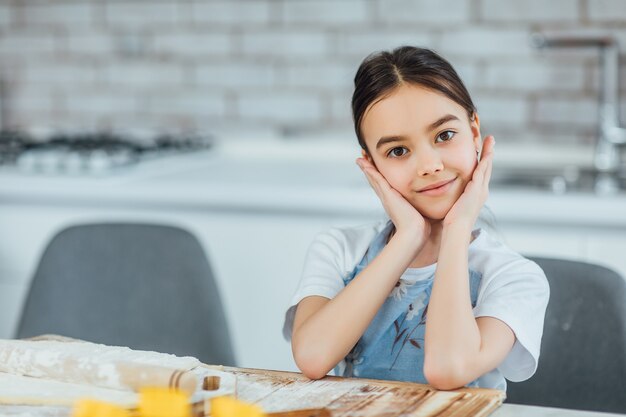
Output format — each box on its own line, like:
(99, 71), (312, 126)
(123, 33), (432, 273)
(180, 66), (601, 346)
(356, 157), (430, 247)
(443, 135), (495, 229)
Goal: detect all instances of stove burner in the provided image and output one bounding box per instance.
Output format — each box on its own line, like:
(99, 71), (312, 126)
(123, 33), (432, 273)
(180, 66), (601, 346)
(0, 130), (29, 165)
(0, 130), (213, 174)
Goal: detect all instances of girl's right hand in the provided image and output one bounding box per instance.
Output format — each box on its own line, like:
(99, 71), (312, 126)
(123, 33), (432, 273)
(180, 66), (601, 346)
(356, 157), (430, 250)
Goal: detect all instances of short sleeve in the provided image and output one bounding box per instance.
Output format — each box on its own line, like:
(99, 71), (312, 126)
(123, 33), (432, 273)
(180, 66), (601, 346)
(281, 230), (348, 341)
(473, 258), (550, 382)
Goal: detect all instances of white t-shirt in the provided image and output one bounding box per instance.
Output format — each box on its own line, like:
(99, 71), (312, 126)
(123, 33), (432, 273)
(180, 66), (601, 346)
(283, 218), (550, 390)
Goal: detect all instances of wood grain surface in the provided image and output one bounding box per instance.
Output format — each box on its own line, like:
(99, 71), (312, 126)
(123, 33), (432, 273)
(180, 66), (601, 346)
(0, 359), (505, 416)
(204, 365), (505, 417)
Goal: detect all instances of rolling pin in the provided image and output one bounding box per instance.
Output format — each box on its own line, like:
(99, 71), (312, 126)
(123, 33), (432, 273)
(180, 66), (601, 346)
(114, 361), (199, 394)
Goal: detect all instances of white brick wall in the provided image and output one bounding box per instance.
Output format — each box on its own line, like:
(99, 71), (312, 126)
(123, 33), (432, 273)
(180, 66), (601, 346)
(104, 2), (183, 28)
(195, 62), (275, 89)
(62, 112), (122, 131)
(241, 30), (328, 58)
(281, 63), (355, 89)
(0, 0), (623, 147)
(284, 0), (370, 26)
(334, 30), (435, 57)
(533, 97), (598, 127)
(0, 4), (15, 27)
(474, 96), (529, 128)
(65, 91), (139, 115)
(22, 2), (96, 28)
(191, 1), (273, 26)
(587, 0), (626, 21)
(105, 62), (185, 90)
(480, 0), (579, 22)
(153, 32), (233, 57)
(0, 32), (57, 57)
(440, 28), (533, 57)
(481, 62), (586, 92)
(148, 91), (226, 118)
(11, 86), (57, 115)
(63, 31), (117, 56)
(376, 0), (470, 24)
(330, 90), (355, 123)
(446, 61), (480, 92)
(24, 63), (99, 86)
(238, 92), (322, 124)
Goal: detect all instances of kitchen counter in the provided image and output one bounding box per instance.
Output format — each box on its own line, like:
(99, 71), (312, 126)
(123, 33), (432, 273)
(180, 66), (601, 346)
(1, 139), (625, 228)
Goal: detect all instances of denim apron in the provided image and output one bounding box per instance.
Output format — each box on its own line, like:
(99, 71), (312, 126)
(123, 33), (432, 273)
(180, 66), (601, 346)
(335, 220), (483, 386)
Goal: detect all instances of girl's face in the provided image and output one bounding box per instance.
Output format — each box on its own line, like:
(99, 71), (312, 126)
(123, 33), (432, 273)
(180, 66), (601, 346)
(361, 84), (482, 221)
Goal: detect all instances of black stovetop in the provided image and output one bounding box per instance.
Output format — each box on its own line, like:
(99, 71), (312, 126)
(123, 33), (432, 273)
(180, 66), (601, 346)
(0, 130), (213, 167)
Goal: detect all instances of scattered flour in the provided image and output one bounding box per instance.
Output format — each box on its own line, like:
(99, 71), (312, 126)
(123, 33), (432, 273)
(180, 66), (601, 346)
(0, 339), (200, 392)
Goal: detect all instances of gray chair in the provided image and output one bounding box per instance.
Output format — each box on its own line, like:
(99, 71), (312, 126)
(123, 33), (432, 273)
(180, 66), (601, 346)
(16, 223), (236, 366)
(506, 257), (626, 413)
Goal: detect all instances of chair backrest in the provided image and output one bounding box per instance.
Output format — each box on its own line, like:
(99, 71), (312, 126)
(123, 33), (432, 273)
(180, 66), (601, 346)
(506, 257), (626, 413)
(17, 223), (236, 366)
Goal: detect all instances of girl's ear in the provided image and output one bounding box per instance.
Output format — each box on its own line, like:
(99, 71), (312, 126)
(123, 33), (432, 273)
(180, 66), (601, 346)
(361, 148), (373, 163)
(361, 147), (380, 169)
(470, 112), (482, 152)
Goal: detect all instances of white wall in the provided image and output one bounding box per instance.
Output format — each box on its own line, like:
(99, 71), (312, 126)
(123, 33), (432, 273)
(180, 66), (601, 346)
(0, 0), (624, 146)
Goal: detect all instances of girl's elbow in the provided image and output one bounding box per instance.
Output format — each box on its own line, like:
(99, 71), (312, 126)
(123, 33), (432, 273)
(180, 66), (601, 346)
(423, 358), (467, 390)
(294, 353), (330, 380)
(298, 364), (329, 380)
(292, 343), (332, 380)
(424, 372), (465, 391)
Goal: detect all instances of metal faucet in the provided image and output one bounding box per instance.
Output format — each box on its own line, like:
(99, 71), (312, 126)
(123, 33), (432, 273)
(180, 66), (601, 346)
(531, 33), (626, 192)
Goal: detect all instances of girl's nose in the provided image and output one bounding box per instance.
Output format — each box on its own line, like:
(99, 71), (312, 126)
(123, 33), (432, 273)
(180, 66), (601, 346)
(416, 148), (444, 176)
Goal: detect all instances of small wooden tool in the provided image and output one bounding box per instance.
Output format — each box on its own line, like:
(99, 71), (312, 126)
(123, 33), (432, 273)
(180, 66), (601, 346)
(266, 408), (331, 417)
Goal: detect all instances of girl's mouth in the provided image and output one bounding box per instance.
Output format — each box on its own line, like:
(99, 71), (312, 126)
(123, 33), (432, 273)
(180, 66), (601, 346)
(417, 177), (457, 196)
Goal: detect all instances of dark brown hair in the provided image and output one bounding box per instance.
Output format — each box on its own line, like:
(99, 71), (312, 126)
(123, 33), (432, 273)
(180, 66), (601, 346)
(351, 46), (476, 152)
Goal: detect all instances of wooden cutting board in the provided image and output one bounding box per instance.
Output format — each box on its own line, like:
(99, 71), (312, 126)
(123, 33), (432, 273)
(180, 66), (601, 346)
(205, 365), (505, 417)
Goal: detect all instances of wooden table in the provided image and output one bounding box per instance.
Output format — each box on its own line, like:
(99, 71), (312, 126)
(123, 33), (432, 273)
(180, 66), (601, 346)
(0, 366), (624, 417)
(215, 367), (626, 417)
(216, 366), (504, 416)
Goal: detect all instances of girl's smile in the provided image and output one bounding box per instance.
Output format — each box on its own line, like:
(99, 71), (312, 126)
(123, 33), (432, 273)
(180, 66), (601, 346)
(417, 176), (457, 196)
(360, 84), (482, 221)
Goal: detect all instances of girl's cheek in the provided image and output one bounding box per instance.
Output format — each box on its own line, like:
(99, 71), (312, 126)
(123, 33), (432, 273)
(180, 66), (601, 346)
(379, 166), (406, 191)
(458, 148), (479, 179)
(469, 155), (479, 174)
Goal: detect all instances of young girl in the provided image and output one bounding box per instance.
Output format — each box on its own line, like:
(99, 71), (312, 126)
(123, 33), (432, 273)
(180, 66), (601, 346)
(282, 46), (549, 391)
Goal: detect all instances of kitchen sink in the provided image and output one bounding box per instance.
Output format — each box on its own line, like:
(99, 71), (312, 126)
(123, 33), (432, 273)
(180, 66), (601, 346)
(490, 166), (626, 194)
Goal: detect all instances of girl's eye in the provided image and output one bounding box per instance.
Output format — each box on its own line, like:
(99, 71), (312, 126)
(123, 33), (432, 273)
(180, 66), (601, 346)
(387, 147), (408, 158)
(435, 130), (455, 143)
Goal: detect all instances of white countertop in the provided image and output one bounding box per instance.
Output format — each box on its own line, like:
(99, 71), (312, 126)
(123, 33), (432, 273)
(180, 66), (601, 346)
(1, 138), (625, 228)
(494, 403), (625, 416)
